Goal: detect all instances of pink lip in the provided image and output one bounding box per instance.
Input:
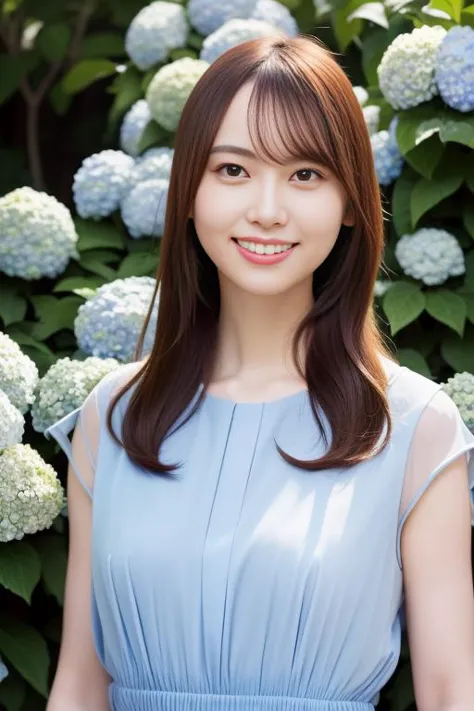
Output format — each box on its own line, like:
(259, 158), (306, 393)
(234, 240), (297, 265)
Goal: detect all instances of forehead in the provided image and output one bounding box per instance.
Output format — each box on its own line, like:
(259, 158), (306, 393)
(212, 82), (255, 146)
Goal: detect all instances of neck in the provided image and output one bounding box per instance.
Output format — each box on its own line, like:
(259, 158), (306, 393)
(210, 274), (314, 391)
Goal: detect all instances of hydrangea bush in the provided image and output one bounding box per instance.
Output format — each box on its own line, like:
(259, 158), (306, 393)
(0, 390), (24, 448)
(0, 332), (39, 414)
(442, 372), (474, 433)
(125, 1), (188, 70)
(394, 228), (465, 286)
(73, 150), (135, 219)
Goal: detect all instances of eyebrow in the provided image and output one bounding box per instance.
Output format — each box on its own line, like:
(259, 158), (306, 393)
(208, 144), (326, 168)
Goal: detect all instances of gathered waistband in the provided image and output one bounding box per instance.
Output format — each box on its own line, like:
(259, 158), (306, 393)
(109, 686), (375, 711)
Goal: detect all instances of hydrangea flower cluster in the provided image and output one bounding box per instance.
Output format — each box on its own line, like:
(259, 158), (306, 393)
(121, 179), (169, 238)
(73, 150), (135, 220)
(74, 277), (159, 362)
(133, 147), (174, 183)
(435, 26), (474, 113)
(377, 25), (446, 109)
(146, 58), (209, 132)
(352, 85), (368, 105)
(125, 1), (188, 70)
(395, 228), (465, 285)
(0, 187), (79, 280)
(200, 18), (278, 64)
(0, 443), (64, 542)
(373, 280), (392, 298)
(31, 356), (120, 434)
(120, 100), (152, 157)
(251, 0), (298, 36)
(442, 372), (474, 433)
(370, 118), (403, 185)
(0, 658), (7, 683)
(0, 391), (24, 448)
(0, 333), (38, 414)
(188, 0), (258, 36)
(363, 105), (381, 136)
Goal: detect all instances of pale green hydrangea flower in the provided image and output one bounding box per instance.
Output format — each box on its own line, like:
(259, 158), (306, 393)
(0, 390), (24, 448)
(442, 372), (474, 433)
(0, 333), (38, 414)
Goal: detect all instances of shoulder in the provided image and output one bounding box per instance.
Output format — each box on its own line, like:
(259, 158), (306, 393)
(91, 359), (146, 411)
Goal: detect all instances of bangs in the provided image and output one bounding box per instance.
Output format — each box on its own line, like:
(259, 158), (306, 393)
(247, 62), (339, 174)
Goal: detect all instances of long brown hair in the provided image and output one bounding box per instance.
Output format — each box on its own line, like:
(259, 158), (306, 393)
(107, 33), (395, 475)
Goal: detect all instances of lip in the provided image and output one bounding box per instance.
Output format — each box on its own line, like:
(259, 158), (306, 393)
(233, 239), (297, 265)
(233, 236), (297, 246)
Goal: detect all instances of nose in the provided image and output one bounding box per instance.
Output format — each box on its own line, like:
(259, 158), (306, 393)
(246, 180), (288, 229)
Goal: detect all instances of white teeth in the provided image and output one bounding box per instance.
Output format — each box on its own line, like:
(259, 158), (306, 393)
(236, 240), (294, 255)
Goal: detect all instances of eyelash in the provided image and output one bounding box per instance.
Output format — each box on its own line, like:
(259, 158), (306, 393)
(215, 163), (324, 182)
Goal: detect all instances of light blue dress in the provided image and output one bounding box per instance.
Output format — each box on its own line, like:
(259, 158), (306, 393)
(45, 356), (474, 711)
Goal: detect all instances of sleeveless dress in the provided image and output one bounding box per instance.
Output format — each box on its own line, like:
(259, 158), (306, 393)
(45, 356), (474, 711)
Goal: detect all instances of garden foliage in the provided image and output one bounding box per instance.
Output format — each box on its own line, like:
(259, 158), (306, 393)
(0, 0), (473, 708)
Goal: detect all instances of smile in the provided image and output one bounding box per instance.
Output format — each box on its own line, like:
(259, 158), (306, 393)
(231, 238), (298, 265)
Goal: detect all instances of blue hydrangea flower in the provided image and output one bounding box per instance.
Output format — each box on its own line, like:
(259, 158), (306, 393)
(370, 119), (403, 185)
(0, 187), (79, 280)
(435, 26), (474, 113)
(0, 334), (38, 416)
(121, 179), (169, 239)
(0, 657), (7, 683)
(250, 0), (298, 36)
(377, 25), (446, 110)
(146, 58), (209, 132)
(74, 277), (159, 362)
(125, 1), (188, 70)
(133, 147), (174, 183)
(188, 0), (258, 36)
(353, 85), (368, 106)
(395, 227), (465, 285)
(73, 150), (136, 220)
(31, 356), (119, 433)
(120, 100), (152, 157)
(200, 18), (278, 64)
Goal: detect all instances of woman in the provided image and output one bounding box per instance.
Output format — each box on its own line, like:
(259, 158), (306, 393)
(45, 34), (474, 711)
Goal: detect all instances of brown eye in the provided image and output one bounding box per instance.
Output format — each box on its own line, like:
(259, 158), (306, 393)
(293, 169), (321, 182)
(217, 163), (246, 178)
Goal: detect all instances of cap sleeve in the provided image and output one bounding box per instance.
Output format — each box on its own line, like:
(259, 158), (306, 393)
(44, 387), (100, 500)
(397, 388), (474, 569)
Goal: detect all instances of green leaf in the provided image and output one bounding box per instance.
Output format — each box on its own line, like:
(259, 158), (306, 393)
(410, 171), (463, 227)
(403, 135), (444, 179)
(23, 0), (66, 21)
(80, 32), (125, 59)
(428, 0), (462, 22)
(33, 535), (67, 606)
(397, 348), (432, 378)
(116, 252), (159, 278)
(48, 82), (73, 116)
(391, 169), (418, 236)
(465, 154), (474, 192)
(0, 669), (26, 711)
(0, 286), (27, 327)
(137, 121), (168, 155)
(169, 48), (198, 61)
(53, 275), (106, 293)
(0, 53), (41, 104)
(61, 59), (117, 95)
(332, 6), (364, 51)
(347, 2), (389, 26)
(382, 281), (426, 334)
(461, 5), (474, 26)
(442, 330), (474, 371)
(106, 66), (144, 133)
(396, 106), (443, 155)
(75, 217), (125, 251)
(80, 256), (117, 279)
(187, 32), (204, 51)
(0, 619), (49, 697)
(439, 115), (474, 149)
(0, 542), (41, 604)
(29, 295), (82, 340)
(463, 202), (474, 240)
(36, 23), (71, 63)
(425, 290), (466, 336)
(5, 327), (54, 355)
(459, 292), (474, 324)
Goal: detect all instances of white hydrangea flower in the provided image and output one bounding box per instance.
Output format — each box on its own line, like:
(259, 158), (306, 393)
(363, 105), (381, 136)
(435, 26), (474, 113)
(373, 280), (392, 298)
(0, 390), (24, 448)
(200, 18), (279, 64)
(133, 147), (174, 183)
(370, 118), (404, 185)
(395, 228), (465, 285)
(31, 356), (120, 434)
(0, 444), (64, 542)
(250, 0), (298, 36)
(0, 187), (79, 280)
(353, 85), (368, 106)
(377, 25), (447, 109)
(120, 100), (152, 157)
(0, 333), (38, 414)
(73, 150), (136, 220)
(74, 277), (159, 362)
(188, 0), (258, 36)
(121, 179), (169, 239)
(146, 57), (209, 132)
(125, 1), (188, 70)
(442, 372), (474, 433)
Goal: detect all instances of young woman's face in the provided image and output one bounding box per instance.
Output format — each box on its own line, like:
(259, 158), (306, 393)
(192, 81), (354, 297)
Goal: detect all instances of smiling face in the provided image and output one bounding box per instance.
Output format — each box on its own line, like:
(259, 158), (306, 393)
(192, 81), (354, 298)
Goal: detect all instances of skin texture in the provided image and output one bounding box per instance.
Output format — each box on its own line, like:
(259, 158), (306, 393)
(192, 80), (354, 402)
